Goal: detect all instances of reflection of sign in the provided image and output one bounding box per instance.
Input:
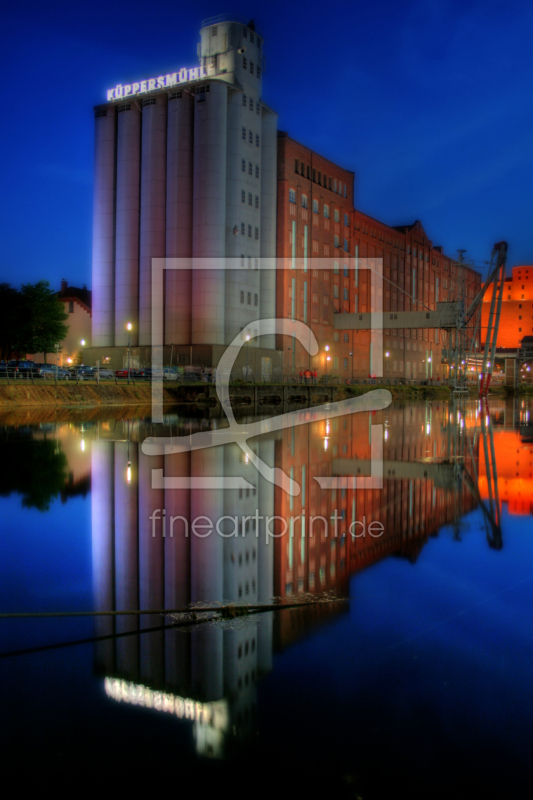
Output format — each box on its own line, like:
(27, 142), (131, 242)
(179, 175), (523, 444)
(104, 678), (228, 730)
(107, 65), (215, 101)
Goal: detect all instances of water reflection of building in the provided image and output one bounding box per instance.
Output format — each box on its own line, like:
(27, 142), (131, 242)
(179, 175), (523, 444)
(479, 428), (533, 515)
(89, 405), (481, 755)
(275, 404), (479, 620)
(91, 422), (276, 757)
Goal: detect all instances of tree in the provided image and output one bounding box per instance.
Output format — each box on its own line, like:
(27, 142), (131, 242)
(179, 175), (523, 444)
(0, 283), (22, 361)
(13, 281), (69, 362)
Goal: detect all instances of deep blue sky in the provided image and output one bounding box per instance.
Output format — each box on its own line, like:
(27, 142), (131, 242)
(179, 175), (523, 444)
(1, 0), (532, 290)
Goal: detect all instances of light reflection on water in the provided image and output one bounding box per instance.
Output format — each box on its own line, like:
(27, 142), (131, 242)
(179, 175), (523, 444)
(1, 397), (532, 793)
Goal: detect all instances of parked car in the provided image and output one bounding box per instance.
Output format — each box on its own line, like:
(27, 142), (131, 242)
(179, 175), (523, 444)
(6, 360), (42, 378)
(115, 369), (142, 378)
(96, 368), (115, 379)
(38, 365), (70, 380)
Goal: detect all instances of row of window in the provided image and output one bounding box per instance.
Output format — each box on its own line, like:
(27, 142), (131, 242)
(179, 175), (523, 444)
(242, 127), (260, 146)
(240, 223), (260, 239)
(240, 255), (259, 269)
(241, 190), (260, 208)
(289, 191), (349, 224)
(240, 290), (259, 306)
(407, 245), (429, 262)
(242, 94), (261, 114)
(242, 57), (261, 77)
(294, 159), (347, 197)
(242, 27), (260, 47)
(241, 159), (260, 178)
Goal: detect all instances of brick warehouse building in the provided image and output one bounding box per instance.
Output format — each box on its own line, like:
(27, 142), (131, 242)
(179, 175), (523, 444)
(276, 132), (482, 381)
(481, 265), (533, 349)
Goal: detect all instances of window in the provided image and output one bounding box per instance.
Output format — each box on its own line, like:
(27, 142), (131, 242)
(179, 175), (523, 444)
(255, 226), (259, 240)
(254, 293), (258, 306)
(334, 356), (339, 369)
(256, 134), (260, 146)
(343, 288), (348, 300)
(344, 333), (349, 342)
(255, 195), (259, 209)
(242, 94), (247, 106)
(249, 162), (252, 175)
(301, 194), (308, 209)
(241, 222), (245, 235)
(250, 32), (254, 43)
(344, 213), (349, 227)
(289, 188), (296, 204)
(344, 358), (348, 370)
(243, 57), (247, 70)
(312, 199), (318, 214)
(343, 265), (348, 277)
(334, 209), (340, 222)
(250, 61), (254, 75)
(334, 178), (337, 193)
(240, 290), (244, 303)
(295, 159), (299, 173)
(255, 165), (259, 178)
(248, 225), (252, 237)
(334, 331), (339, 341)
(256, 101), (260, 114)
(324, 204), (329, 218)
(249, 97), (253, 111)
(333, 284), (339, 298)
(68, 301), (74, 313)
(343, 238), (348, 252)
(334, 261), (339, 274)
(242, 127), (246, 140)
(248, 192), (252, 205)
(334, 235), (339, 248)
(343, 184), (347, 197)
(241, 190), (245, 203)
(240, 254), (245, 267)
(257, 66), (261, 78)
(249, 130), (253, 143)
(247, 292), (251, 304)
(241, 158), (246, 172)
(212, 26), (217, 35)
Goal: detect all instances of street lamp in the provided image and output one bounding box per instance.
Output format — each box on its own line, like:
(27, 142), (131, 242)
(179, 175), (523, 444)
(349, 351), (353, 382)
(385, 350), (390, 381)
(325, 345), (330, 383)
(127, 322), (132, 383)
(245, 334), (251, 382)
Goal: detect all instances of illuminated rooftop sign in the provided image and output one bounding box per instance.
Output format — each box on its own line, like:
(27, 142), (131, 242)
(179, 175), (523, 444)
(106, 64), (216, 102)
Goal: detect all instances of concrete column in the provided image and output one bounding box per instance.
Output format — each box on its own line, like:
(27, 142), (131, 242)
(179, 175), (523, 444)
(139, 95), (167, 346)
(259, 106), (278, 349)
(192, 81), (227, 345)
(91, 440), (115, 672)
(114, 440), (139, 678)
(92, 107), (116, 347)
(115, 102), (141, 347)
(165, 91), (194, 346)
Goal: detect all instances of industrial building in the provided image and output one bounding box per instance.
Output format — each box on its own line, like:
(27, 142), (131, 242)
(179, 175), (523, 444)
(88, 16), (279, 376)
(88, 15), (483, 379)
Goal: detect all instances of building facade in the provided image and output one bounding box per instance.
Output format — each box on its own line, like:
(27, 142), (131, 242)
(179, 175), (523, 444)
(276, 133), (482, 381)
(89, 16), (279, 375)
(481, 265), (533, 349)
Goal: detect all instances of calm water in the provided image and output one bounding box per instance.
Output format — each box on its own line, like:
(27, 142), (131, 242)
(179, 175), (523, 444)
(1, 398), (532, 796)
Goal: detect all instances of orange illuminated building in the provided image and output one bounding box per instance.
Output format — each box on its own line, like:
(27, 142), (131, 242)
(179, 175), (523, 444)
(481, 265), (533, 349)
(276, 132), (482, 380)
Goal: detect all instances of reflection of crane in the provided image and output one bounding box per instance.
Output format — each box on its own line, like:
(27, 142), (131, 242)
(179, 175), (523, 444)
(479, 243), (507, 398)
(462, 400), (502, 549)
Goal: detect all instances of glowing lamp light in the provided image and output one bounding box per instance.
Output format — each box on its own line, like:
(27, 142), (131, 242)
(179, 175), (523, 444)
(384, 429), (389, 440)
(385, 351), (390, 358)
(80, 439), (86, 452)
(324, 438), (329, 451)
(127, 322), (132, 332)
(67, 357), (72, 364)
(245, 334), (250, 342)
(80, 339), (85, 346)
(428, 357), (432, 363)
(325, 345), (329, 352)
(327, 356), (331, 362)
(126, 461), (132, 485)
(244, 453), (249, 465)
